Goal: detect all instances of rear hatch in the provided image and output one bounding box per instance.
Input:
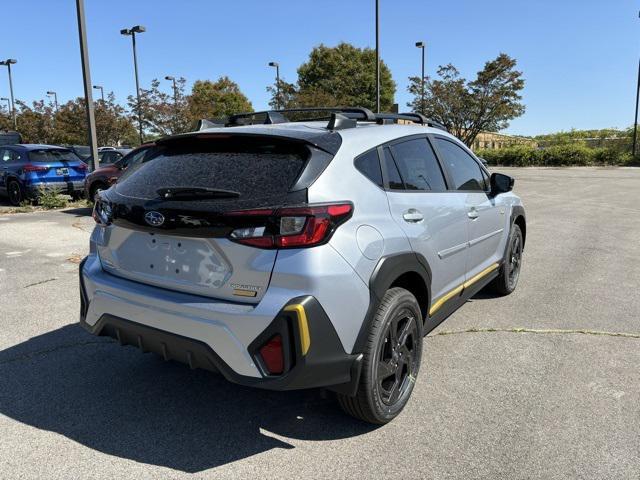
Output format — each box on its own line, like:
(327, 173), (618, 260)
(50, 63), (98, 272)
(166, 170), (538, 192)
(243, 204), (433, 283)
(96, 133), (337, 303)
(26, 148), (87, 183)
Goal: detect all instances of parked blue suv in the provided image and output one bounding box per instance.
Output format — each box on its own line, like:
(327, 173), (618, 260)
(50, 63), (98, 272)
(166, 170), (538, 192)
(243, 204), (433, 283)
(0, 144), (88, 205)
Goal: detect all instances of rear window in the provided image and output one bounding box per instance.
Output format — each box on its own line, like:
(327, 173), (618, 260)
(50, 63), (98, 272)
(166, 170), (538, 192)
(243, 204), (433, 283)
(29, 149), (80, 162)
(115, 136), (310, 200)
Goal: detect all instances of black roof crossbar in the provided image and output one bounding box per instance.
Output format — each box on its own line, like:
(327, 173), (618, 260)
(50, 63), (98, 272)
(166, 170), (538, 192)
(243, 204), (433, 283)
(375, 112), (447, 131)
(196, 106), (447, 132)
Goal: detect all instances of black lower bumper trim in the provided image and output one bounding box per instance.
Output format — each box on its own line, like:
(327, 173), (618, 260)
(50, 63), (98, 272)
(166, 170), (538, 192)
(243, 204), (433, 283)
(78, 281), (362, 392)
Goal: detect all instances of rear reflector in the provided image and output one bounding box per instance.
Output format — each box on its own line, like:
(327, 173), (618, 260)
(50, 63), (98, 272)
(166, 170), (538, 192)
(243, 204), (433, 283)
(259, 335), (284, 375)
(227, 202), (353, 249)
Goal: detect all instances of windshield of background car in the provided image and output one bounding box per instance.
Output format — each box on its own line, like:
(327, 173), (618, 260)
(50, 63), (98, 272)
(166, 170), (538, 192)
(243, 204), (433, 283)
(29, 149), (81, 162)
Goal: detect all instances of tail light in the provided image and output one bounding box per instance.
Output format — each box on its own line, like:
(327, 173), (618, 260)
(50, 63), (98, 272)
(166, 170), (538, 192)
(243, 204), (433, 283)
(77, 162), (88, 171)
(258, 335), (284, 375)
(227, 202), (353, 249)
(93, 198), (113, 226)
(23, 164), (48, 173)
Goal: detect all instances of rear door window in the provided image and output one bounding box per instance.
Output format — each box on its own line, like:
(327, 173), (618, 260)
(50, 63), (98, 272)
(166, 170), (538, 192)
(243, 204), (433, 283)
(434, 138), (485, 191)
(382, 147), (405, 190)
(389, 138), (447, 191)
(115, 136), (309, 201)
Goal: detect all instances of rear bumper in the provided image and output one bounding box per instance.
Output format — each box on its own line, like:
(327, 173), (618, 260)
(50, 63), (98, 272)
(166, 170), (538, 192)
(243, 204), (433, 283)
(79, 255), (362, 393)
(26, 180), (85, 196)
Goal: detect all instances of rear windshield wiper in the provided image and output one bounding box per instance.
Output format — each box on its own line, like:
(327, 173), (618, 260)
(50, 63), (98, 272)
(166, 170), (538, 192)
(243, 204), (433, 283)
(157, 187), (241, 200)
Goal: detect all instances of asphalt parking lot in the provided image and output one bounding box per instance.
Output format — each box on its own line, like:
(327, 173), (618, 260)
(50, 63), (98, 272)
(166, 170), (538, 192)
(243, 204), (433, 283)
(1, 167), (639, 479)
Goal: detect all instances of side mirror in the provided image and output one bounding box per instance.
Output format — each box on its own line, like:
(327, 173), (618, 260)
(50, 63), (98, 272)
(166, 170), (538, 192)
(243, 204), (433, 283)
(490, 173), (514, 196)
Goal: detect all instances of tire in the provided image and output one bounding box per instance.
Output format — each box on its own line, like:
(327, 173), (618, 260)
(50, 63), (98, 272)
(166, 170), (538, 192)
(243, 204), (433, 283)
(491, 223), (523, 295)
(7, 180), (23, 206)
(337, 287), (423, 424)
(89, 183), (107, 203)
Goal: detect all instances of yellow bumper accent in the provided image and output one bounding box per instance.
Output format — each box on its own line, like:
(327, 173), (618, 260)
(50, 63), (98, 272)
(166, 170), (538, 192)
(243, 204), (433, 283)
(428, 263), (499, 316)
(284, 304), (311, 355)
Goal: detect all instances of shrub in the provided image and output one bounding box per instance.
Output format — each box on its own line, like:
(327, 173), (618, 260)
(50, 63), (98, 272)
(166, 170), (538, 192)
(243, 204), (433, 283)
(476, 144), (637, 166)
(37, 186), (68, 209)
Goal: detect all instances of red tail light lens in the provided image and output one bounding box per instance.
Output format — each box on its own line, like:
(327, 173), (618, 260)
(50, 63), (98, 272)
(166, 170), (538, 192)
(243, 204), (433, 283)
(77, 162), (88, 171)
(259, 335), (284, 375)
(23, 164), (48, 173)
(226, 202), (353, 249)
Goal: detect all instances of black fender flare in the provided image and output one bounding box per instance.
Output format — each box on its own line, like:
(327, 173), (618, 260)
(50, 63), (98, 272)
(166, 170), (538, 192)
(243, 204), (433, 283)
(509, 204), (526, 248)
(352, 252), (432, 353)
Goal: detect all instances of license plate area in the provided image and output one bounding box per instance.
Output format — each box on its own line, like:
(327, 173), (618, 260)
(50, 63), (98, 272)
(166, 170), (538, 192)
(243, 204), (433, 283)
(110, 232), (232, 289)
(56, 167), (69, 176)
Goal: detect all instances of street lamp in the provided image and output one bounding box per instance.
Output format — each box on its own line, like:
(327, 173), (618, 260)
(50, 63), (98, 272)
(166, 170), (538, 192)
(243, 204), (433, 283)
(165, 75), (179, 132)
(75, 0), (99, 170)
(375, 0), (380, 113)
(268, 62), (281, 109)
(120, 25), (146, 143)
(633, 10), (640, 156)
(415, 41), (425, 115)
(92, 84), (104, 102)
(46, 91), (58, 111)
(0, 97), (9, 117)
(0, 59), (17, 129)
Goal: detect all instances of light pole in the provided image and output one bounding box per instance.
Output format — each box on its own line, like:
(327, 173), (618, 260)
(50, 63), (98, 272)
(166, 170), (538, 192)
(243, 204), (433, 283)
(75, 0), (99, 170)
(46, 91), (58, 111)
(268, 62), (280, 110)
(121, 25), (146, 144)
(92, 84), (104, 102)
(375, 0), (380, 113)
(633, 10), (640, 156)
(165, 75), (178, 132)
(415, 41), (425, 115)
(1, 97), (9, 117)
(0, 59), (17, 129)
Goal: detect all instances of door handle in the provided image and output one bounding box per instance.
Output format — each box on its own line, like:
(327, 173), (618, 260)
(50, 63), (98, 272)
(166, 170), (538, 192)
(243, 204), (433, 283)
(467, 207), (479, 219)
(403, 209), (424, 223)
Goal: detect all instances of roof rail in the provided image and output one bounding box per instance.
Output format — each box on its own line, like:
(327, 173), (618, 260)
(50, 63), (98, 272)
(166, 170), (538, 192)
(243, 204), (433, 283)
(195, 107), (447, 132)
(327, 113), (357, 131)
(375, 112), (447, 131)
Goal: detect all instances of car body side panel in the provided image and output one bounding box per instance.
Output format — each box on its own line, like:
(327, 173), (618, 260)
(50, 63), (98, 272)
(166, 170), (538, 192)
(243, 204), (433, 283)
(308, 144), (412, 287)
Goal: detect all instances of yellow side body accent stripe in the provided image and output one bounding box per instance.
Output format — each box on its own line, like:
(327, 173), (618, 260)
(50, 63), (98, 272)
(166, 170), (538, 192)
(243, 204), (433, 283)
(284, 304), (311, 355)
(428, 263), (499, 316)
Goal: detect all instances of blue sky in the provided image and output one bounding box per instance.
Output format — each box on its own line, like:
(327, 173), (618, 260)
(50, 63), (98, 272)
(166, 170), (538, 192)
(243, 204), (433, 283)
(1, 0), (638, 136)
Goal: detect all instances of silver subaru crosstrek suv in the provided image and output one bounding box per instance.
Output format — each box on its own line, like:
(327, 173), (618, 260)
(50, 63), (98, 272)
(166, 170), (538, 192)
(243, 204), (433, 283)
(80, 108), (526, 424)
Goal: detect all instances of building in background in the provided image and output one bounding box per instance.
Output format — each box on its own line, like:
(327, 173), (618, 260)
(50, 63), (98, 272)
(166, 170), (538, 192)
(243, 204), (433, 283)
(472, 132), (537, 150)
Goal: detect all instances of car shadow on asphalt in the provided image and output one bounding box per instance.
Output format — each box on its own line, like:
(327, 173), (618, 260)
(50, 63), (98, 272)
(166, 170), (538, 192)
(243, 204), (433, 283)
(60, 206), (93, 217)
(0, 324), (376, 473)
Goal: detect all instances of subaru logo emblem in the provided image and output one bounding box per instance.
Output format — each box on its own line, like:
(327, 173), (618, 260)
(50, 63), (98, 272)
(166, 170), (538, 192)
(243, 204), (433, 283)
(144, 211), (165, 227)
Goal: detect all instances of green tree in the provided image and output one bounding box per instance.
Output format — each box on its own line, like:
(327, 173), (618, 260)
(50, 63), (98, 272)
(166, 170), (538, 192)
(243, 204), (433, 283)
(187, 77), (253, 121)
(296, 43), (396, 111)
(407, 53), (525, 146)
(14, 100), (55, 144)
(52, 96), (136, 146)
(128, 78), (190, 138)
(266, 79), (298, 110)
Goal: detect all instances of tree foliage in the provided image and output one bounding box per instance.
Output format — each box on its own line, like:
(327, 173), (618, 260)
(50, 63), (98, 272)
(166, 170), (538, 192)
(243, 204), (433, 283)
(267, 42), (396, 112)
(128, 78), (191, 138)
(408, 53), (525, 146)
(188, 77), (253, 121)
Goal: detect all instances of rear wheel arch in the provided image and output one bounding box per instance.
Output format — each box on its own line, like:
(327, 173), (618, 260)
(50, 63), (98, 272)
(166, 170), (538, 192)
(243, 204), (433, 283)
(352, 253), (431, 353)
